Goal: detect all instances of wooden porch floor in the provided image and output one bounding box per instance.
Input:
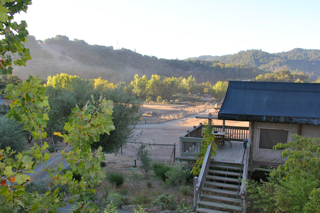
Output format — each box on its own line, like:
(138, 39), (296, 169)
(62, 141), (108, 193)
(214, 141), (245, 164)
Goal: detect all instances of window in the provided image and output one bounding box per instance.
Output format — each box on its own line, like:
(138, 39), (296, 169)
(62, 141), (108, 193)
(259, 129), (288, 149)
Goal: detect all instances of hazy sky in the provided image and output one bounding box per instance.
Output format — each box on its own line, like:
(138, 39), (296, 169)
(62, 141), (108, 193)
(14, 0), (320, 59)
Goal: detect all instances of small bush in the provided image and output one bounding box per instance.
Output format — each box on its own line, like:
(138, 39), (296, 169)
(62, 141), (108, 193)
(119, 187), (128, 195)
(136, 144), (152, 178)
(106, 192), (126, 207)
(183, 166), (194, 183)
(176, 201), (194, 213)
(165, 166), (186, 185)
(107, 172), (125, 187)
(151, 193), (176, 210)
(50, 183), (70, 196)
(48, 146), (55, 153)
(152, 161), (171, 182)
(0, 115), (26, 152)
(25, 181), (48, 194)
(100, 161), (106, 167)
(132, 193), (151, 204)
(157, 96), (162, 102)
(180, 185), (192, 196)
(128, 169), (141, 190)
(146, 181), (152, 188)
(103, 203), (118, 213)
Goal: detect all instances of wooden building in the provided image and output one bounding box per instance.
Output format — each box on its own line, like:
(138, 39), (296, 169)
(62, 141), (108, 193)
(183, 81), (320, 213)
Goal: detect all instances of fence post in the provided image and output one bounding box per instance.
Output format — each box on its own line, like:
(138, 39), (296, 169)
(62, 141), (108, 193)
(173, 143), (176, 162)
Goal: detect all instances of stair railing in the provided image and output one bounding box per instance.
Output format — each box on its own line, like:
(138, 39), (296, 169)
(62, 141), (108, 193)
(237, 139), (248, 198)
(238, 139), (251, 213)
(193, 142), (212, 211)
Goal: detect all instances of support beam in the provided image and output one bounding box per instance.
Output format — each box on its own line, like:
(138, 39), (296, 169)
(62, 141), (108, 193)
(298, 124), (302, 136)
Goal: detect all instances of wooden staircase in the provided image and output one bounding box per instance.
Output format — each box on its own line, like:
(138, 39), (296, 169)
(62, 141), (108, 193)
(196, 162), (244, 213)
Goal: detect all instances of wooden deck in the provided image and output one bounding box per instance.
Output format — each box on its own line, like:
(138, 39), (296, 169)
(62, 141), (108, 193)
(214, 141), (245, 164)
(179, 141), (245, 164)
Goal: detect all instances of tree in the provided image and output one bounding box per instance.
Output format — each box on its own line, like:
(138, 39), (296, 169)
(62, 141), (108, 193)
(130, 74), (148, 99)
(247, 135), (320, 212)
(0, 115), (25, 152)
(212, 81), (228, 100)
(157, 96), (163, 102)
(146, 74), (162, 100)
(0, 0), (32, 75)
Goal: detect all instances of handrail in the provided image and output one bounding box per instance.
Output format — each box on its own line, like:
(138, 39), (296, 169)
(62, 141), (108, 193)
(240, 141), (250, 197)
(237, 140), (247, 198)
(193, 142), (212, 210)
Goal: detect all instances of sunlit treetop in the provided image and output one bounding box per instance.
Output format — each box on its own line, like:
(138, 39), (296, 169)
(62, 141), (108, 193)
(0, 0), (32, 75)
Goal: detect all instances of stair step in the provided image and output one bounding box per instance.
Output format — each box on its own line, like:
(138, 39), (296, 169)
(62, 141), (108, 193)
(210, 163), (242, 170)
(205, 181), (238, 189)
(206, 175), (240, 183)
(196, 207), (229, 213)
(203, 187), (238, 196)
(201, 194), (242, 204)
(198, 201), (242, 211)
(208, 169), (242, 176)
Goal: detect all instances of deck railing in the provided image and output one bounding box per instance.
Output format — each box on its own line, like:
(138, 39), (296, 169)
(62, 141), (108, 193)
(180, 124), (249, 158)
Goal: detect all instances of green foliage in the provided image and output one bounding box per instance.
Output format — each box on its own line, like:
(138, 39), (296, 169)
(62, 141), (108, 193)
(0, 115), (26, 152)
(103, 203), (118, 213)
(132, 191), (151, 204)
(146, 181), (152, 188)
(106, 192), (126, 207)
(128, 168), (141, 190)
(156, 96), (162, 102)
(107, 172), (125, 187)
(165, 166), (187, 186)
(47, 146), (55, 153)
(0, 0), (32, 75)
(191, 124), (217, 176)
(151, 193), (176, 210)
(180, 185), (192, 196)
(212, 81), (228, 100)
(152, 161), (171, 182)
(247, 135), (320, 212)
(176, 201), (194, 213)
(136, 144), (152, 178)
(25, 181), (48, 194)
(254, 70), (310, 82)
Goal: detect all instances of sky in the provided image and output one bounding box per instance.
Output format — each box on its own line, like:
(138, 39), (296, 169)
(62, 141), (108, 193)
(14, 0), (320, 59)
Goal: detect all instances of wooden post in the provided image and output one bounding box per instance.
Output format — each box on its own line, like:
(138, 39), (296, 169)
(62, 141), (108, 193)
(298, 124), (302, 135)
(223, 119), (225, 131)
(249, 122), (254, 166)
(173, 143), (176, 162)
(193, 177), (198, 211)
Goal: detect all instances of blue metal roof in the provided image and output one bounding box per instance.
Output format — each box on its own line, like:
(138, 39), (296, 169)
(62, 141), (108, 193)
(218, 81), (320, 125)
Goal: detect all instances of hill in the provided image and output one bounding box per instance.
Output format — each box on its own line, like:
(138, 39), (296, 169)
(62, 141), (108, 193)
(12, 35), (264, 83)
(191, 49), (320, 80)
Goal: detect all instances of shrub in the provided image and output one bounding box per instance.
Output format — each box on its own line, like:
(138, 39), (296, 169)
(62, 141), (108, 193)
(176, 201), (194, 213)
(180, 185), (192, 196)
(156, 96), (162, 102)
(48, 146), (55, 153)
(107, 172), (125, 187)
(151, 193), (176, 210)
(136, 144), (152, 178)
(165, 166), (186, 185)
(146, 181), (152, 188)
(25, 181), (48, 194)
(183, 166), (194, 183)
(152, 161), (171, 182)
(106, 192), (126, 207)
(50, 183), (70, 196)
(132, 192), (151, 204)
(0, 115), (26, 152)
(128, 169), (141, 190)
(100, 161), (106, 167)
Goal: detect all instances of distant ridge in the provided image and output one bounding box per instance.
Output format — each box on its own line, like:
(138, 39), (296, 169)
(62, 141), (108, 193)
(190, 49), (320, 80)
(12, 35), (264, 83)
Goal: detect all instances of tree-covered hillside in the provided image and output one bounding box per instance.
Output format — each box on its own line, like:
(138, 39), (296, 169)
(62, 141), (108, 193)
(192, 49), (320, 80)
(12, 35), (265, 83)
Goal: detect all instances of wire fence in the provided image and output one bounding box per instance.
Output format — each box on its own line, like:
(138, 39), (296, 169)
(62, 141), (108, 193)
(120, 141), (177, 163)
(159, 106), (207, 121)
